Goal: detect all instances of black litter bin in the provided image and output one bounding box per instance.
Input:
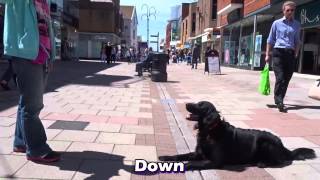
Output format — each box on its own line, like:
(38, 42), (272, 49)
(151, 53), (168, 82)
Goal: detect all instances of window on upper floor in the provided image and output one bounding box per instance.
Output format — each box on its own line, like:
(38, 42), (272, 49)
(192, 13), (196, 32)
(212, 0), (217, 20)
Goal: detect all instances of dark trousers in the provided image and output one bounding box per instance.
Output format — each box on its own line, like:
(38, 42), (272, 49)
(272, 48), (295, 105)
(192, 57), (198, 69)
(1, 60), (14, 82)
(12, 58), (52, 157)
(106, 54), (112, 64)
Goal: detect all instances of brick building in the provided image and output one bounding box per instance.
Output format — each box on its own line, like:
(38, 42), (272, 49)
(77, 0), (122, 59)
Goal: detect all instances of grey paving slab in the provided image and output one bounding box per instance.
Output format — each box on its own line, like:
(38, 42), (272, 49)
(48, 120), (89, 131)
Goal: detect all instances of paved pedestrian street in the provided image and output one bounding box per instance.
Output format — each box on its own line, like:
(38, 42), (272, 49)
(0, 60), (319, 180)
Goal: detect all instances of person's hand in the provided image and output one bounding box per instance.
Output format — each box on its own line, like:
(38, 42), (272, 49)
(265, 55), (270, 63)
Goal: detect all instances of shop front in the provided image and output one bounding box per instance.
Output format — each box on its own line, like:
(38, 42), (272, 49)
(296, 0), (320, 75)
(222, 15), (274, 70)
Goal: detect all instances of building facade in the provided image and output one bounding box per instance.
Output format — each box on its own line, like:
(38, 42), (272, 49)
(120, 5), (138, 51)
(165, 22), (172, 50)
(62, 0), (80, 60)
(191, 0), (219, 62)
(77, 0), (121, 59)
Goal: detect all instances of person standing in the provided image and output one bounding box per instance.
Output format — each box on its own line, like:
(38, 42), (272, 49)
(0, 0), (60, 162)
(100, 43), (107, 63)
(266, 1), (301, 113)
(105, 42), (112, 64)
(192, 44), (200, 69)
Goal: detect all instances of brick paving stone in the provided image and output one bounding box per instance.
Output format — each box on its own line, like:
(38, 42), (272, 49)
(281, 137), (320, 149)
(112, 145), (157, 161)
(73, 160), (132, 180)
(0, 108), (16, 117)
(0, 138), (13, 154)
(47, 141), (72, 152)
(121, 125), (154, 135)
(138, 118), (153, 126)
(135, 134), (146, 145)
(0, 117), (15, 127)
(90, 105), (116, 111)
(96, 132), (136, 145)
(0, 126), (14, 138)
(46, 129), (63, 140)
(63, 103), (92, 109)
(54, 130), (99, 142)
(126, 112), (153, 119)
(265, 164), (320, 180)
(0, 155), (28, 178)
(43, 113), (80, 121)
(216, 167), (274, 180)
(109, 117), (139, 125)
(98, 110), (126, 117)
(14, 158), (81, 179)
(76, 114), (109, 123)
(69, 109), (99, 115)
(305, 136), (320, 146)
(85, 123), (121, 132)
(65, 142), (114, 159)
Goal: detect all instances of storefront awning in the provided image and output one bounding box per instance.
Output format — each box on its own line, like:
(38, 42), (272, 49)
(218, 3), (243, 15)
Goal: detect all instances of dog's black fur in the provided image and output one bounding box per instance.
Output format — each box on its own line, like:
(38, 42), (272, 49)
(159, 101), (316, 170)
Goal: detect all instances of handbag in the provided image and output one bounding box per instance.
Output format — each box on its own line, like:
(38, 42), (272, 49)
(258, 64), (271, 95)
(308, 79), (320, 100)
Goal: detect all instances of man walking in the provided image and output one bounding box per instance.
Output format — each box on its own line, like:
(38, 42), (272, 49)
(192, 44), (200, 69)
(266, 1), (301, 113)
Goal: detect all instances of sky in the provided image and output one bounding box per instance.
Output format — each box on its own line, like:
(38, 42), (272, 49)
(120, 0), (196, 49)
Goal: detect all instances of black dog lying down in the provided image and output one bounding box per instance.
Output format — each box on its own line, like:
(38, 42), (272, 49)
(159, 101), (316, 170)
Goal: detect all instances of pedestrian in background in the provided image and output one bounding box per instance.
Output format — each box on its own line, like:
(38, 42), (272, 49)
(192, 44), (200, 69)
(266, 1), (301, 113)
(0, 0), (60, 162)
(100, 43), (107, 63)
(105, 42), (113, 64)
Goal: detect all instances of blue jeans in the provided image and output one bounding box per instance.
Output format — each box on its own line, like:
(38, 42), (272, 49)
(12, 58), (52, 157)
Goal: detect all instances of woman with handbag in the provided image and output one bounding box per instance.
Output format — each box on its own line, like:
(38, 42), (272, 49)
(0, 0), (60, 163)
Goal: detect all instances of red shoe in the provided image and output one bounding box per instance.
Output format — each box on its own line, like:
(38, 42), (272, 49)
(27, 151), (61, 163)
(13, 146), (27, 153)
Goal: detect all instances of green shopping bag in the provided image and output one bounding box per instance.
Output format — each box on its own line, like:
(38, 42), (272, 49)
(258, 64), (271, 95)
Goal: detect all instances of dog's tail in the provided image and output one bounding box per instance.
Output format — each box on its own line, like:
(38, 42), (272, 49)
(291, 148), (316, 160)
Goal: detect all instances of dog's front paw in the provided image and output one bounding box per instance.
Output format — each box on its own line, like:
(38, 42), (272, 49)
(158, 155), (174, 161)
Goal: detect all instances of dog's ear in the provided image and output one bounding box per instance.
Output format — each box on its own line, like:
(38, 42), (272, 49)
(202, 111), (220, 125)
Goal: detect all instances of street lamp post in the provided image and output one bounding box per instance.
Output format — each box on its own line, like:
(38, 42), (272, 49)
(141, 4), (156, 48)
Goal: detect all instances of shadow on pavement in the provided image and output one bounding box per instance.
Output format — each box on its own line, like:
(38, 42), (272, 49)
(38, 151), (133, 180)
(285, 104), (320, 111)
(0, 60), (142, 112)
(267, 104), (320, 111)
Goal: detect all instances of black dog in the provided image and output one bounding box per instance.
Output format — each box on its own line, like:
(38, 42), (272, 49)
(159, 101), (316, 170)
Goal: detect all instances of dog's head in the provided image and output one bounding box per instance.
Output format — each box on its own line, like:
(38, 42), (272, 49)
(186, 101), (221, 130)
